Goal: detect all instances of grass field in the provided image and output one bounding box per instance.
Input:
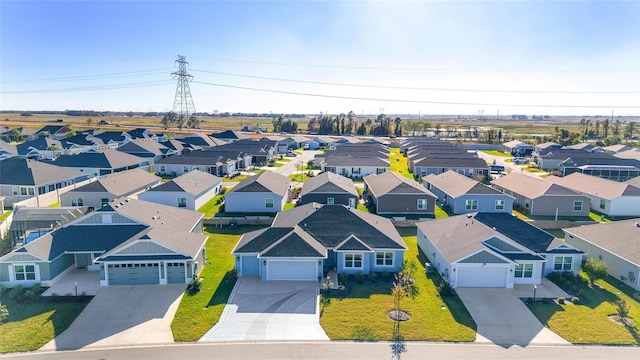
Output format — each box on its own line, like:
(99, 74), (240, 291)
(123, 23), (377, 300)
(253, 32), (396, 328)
(0, 296), (92, 353)
(197, 194), (225, 218)
(389, 148), (414, 180)
(480, 150), (511, 157)
(170, 225), (266, 342)
(529, 274), (640, 345)
(319, 228), (476, 341)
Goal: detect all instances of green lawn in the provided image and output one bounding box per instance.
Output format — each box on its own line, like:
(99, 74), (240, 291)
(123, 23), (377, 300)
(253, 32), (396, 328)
(529, 274), (640, 345)
(589, 212), (611, 223)
(48, 202), (61, 207)
(435, 205), (449, 219)
(319, 228), (476, 341)
(0, 296), (92, 353)
(197, 194), (225, 218)
(0, 210), (12, 222)
(512, 210), (531, 220)
(171, 225), (266, 342)
(283, 203), (295, 210)
(389, 148), (414, 180)
(480, 150), (511, 157)
(288, 173), (311, 182)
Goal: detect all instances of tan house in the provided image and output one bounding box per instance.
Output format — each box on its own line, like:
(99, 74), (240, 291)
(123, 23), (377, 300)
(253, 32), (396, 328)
(491, 173), (590, 217)
(565, 219), (640, 291)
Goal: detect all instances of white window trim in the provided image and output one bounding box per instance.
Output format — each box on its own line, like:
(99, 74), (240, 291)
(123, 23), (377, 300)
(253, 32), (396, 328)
(10, 263), (40, 283)
(514, 263), (533, 278)
(495, 199), (505, 210)
(554, 256), (573, 271)
(265, 198), (274, 208)
(327, 197), (335, 205)
(465, 199), (478, 210)
(572, 201), (583, 212)
(375, 252), (394, 267)
(344, 253), (364, 269)
(417, 199), (427, 210)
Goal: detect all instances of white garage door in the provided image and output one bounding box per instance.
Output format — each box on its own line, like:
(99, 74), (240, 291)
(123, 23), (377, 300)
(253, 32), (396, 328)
(267, 260), (317, 281)
(457, 266), (508, 288)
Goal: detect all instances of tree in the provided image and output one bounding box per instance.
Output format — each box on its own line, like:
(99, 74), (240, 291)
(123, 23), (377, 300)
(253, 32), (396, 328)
(391, 283), (405, 316)
(393, 117), (402, 136)
(616, 299), (630, 325)
(187, 115), (200, 128)
(582, 259), (608, 286)
(307, 159), (315, 170)
(272, 115), (284, 132)
(0, 301), (8, 322)
(624, 121), (637, 139)
(613, 119), (621, 136)
(602, 119), (610, 139)
(161, 111), (177, 129)
(176, 114), (186, 130)
(86, 118), (93, 126)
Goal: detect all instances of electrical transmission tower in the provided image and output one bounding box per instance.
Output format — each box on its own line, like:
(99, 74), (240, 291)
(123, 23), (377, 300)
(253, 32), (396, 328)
(171, 55), (196, 118)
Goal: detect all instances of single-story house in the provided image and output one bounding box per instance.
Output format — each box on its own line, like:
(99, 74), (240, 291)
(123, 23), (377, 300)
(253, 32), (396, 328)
(49, 148), (152, 176)
(224, 171), (291, 213)
(423, 170), (514, 214)
(321, 154), (390, 179)
(601, 144), (632, 155)
(155, 150), (244, 178)
(34, 125), (72, 140)
(298, 171), (358, 207)
(0, 198), (207, 287)
(138, 170), (222, 210)
(565, 142), (595, 152)
(502, 140), (534, 156)
(0, 157), (89, 207)
(117, 138), (176, 163)
(60, 169), (161, 210)
(491, 173), (590, 217)
(363, 171), (436, 215)
(565, 219), (640, 291)
(614, 149), (640, 161)
(232, 203), (407, 280)
(417, 212), (583, 288)
(8, 207), (89, 249)
(546, 173), (640, 217)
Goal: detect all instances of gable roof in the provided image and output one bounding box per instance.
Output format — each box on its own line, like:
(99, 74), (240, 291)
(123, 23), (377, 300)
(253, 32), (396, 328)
(69, 169), (160, 196)
(565, 142), (595, 151)
(300, 171), (358, 196)
(117, 138), (171, 157)
(16, 138), (64, 154)
(546, 173), (640, 200)
(108, 197), (203, 232)
(101, 227), (207, 260)
(423, 170), (504, 198)
(146, 169), (221, 196)
(625, 176), (640, 188)
(614, 149), (640, 161)
(228, 171), (290, 196)
(364, 171), (436, 198)
(473, 212), (555, 253)
(566, 219), (640, 265)
(0, 157), (86, 186)
(51, 148), (148, 169)
(491, 172), (581, 199)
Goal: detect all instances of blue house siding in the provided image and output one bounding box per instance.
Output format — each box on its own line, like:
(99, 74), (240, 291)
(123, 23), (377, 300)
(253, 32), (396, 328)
(241, 256), (260, 276)
(451, 195), (514, 214)
(225, 192), (286, 213)
(336, 250), (405, 275)
(47, 254), (75, 280)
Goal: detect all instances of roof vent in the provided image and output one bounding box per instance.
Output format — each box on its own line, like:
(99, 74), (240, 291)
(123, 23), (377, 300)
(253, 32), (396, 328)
(466, 214), (472, 218)
(152, 216), (157, 220)
(635, 222), (639, 228)
(465, 222), (468, 227)
(492, 227), (497, 230)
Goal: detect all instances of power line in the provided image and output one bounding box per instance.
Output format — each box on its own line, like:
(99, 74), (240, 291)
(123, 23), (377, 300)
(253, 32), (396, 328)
(191, 80), (640, 109)
(0, 80), (173, 94)
(191, 69), (639, 94)
(2, 68), (173, 84)
(191, 56), (640, 73)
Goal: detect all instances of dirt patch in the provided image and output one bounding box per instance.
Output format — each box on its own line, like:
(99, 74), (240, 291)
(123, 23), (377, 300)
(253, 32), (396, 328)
(608, 315), (635, 327)
(387, 310), (411, 321)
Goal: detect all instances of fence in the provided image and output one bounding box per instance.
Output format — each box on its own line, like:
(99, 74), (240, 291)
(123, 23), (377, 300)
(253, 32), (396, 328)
(0, 212), (12, 238)
(11, 177), (96, 209)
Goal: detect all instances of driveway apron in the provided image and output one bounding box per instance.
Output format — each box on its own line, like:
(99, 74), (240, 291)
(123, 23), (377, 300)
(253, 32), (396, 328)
(456, 288), (569, 347)
(40, 284), (185, 350)
(200, 276), (329, 342)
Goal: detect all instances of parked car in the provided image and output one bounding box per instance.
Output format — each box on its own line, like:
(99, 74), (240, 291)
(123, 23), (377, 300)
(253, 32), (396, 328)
(513, 157), (526, 164)
(490, 165), (505, 174)
(99, 120), (109, 125)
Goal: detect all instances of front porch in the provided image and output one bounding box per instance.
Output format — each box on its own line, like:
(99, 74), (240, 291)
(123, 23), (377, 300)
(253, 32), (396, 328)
(42, 268), (102, 296)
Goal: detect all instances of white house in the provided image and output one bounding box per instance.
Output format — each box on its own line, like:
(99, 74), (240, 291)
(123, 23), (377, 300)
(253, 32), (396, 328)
(138, 170), (222, 210)
(224, 172), (290, 213)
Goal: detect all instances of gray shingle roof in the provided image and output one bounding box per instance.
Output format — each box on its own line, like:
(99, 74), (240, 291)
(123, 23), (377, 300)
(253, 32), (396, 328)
(147, 169), (221, 196)
(364, 171), (436, 198)
(423, 170), (502, 198)
(491, 172), (581, 199)
(229, 171), (290, 196)
(565, 219), (640, 265)
(300, 172), (358, 196)
(0, 157), (86, 186)
(110, 197), (204, 232)
(69, 169), (160, 196)
(51, 148), (148, 169)
(546, 173), (640, 200)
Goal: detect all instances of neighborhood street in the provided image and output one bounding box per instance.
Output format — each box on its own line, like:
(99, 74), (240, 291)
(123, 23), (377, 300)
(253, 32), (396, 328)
(8, 342), (638, 360)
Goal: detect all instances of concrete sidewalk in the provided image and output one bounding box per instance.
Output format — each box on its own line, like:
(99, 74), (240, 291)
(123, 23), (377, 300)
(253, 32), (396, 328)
(200, 276), (329, 342)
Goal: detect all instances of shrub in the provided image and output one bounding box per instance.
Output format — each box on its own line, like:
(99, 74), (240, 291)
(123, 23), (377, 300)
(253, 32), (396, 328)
(368, 272), (378, 283)
(578, 290), (586, 299)
(354, 272), (364, 284)
(338, 273), (349, 286)
(526, 297), (534, 304)
(616, 299), (630, 322)
(437, 281), (454, 296)
(571, 296), (580, 304)
(0, 301), (8, 322)
(557, 297), (566, 304)
(582, 259), (608, 286)
(542, 297), (551, 304)
(380, 271), (390, 283)
(8, 285), (25, 302)
(187, 277), (203, 295)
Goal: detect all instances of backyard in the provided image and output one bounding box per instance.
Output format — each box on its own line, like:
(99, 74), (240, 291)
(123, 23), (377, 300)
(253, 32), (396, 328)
(319, 228), (476, 341)
(389, 148), (414, 180)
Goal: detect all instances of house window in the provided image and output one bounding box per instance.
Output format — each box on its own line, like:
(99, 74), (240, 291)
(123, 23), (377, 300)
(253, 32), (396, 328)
(495, 200), (505, 210)
(12, 186), (18, 195)
(376, 252), (393, 266)
(71, 197), (83, 206)
(160, 165), (166, 172)
(417, 199), (427, 210)
(13, 264), (36, 281)
(514, 263), (533, 278)
(38, 186), (46, 195)
(183, 166), (189, 173)
(457, 169), (465, 175)
(49, 184), (55, 192)
(344, 253), (363, 269)
(349, 198), (356, 208)
(101, 198), (109, 206)
(352, 168), (361, 175)
(554, 256), (572, 271)
(524, 199), (530, 209)
(265, 198), (274, 208)
(178, 198), (187, 208)
(327, 197), (335, 205)
(573, 201), (583, 212)
(599, 199), (605, 210)
(20, 187), (28, 196)
(465, 199), (478, 210)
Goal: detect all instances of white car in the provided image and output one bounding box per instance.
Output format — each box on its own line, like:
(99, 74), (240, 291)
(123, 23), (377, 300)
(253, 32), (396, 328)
(513, 157), (526, 164)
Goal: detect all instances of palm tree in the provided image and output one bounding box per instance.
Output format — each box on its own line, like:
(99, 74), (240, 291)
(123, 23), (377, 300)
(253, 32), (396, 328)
(602, 119), (610, 139)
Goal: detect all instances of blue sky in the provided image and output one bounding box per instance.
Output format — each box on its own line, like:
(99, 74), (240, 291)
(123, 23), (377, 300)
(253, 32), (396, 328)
(1, 1), (639, 116)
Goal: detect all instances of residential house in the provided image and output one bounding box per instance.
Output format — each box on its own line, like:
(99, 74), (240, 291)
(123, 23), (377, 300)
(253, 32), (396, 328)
(159, 139), (188, 155)
(127, 128), (157, 140)
(626, 176), (640, 188)
(363, 171), (436, 215)
(91, 131), (131, 146)
(403, 138), (489, 178)
(298, 172), (358, 207)
(0, 157), (89, 206)
(546, 173), (640, 217)
(1, 127), (36, 142)
(175, 133), (223, 148)
(0, 198), (207, 287)
(16, 138), (65, 159)
(224, 171), (291, 213)
(232, 203), (407, 280)
(417, 212), (583, 288)
(60, 169), (160, 210)
(565, 142), (595, 152)
(534, 142), (562, 153)
(280, 135), (311, 150)
(601, 144), (632, 155)
(211, 130), (250, 143)
(501, 140), (534, 156)
(614, 149), (640, 161)
(34, 125), (71, 140)
(49, 148), (152, 176)
(205, 138), (276, 166)
(565, 219), (640, 291)
(155, 150), (243, 178)
(8, 207), (89, 249)
(321, 143), (390, 178)
(491, 173), (590, 217)
(536, 149), (640, 180)
(0, 140), (16, 160)
(117, 138), (176, 163)
(423, 170), (514, 214)
(138, 170), (222, 210)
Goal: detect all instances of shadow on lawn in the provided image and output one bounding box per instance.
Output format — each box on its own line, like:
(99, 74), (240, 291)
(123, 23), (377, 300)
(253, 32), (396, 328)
(205, 271), (237, 307)
(390, 320), (407, 360)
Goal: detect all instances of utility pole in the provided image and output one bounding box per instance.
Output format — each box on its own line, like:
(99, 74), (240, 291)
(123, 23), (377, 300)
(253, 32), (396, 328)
(171, 55), (196, 120)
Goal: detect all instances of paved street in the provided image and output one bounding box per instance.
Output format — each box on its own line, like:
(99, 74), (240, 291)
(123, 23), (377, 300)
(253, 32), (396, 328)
(8, 342), (638, 360)
(475, 151), (546, 178)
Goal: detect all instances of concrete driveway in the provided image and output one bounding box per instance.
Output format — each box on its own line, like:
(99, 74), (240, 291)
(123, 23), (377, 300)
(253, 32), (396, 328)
(200, 276), (329, 342)
(40, 284), (186, 350)
(456, 288), (569, 347)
